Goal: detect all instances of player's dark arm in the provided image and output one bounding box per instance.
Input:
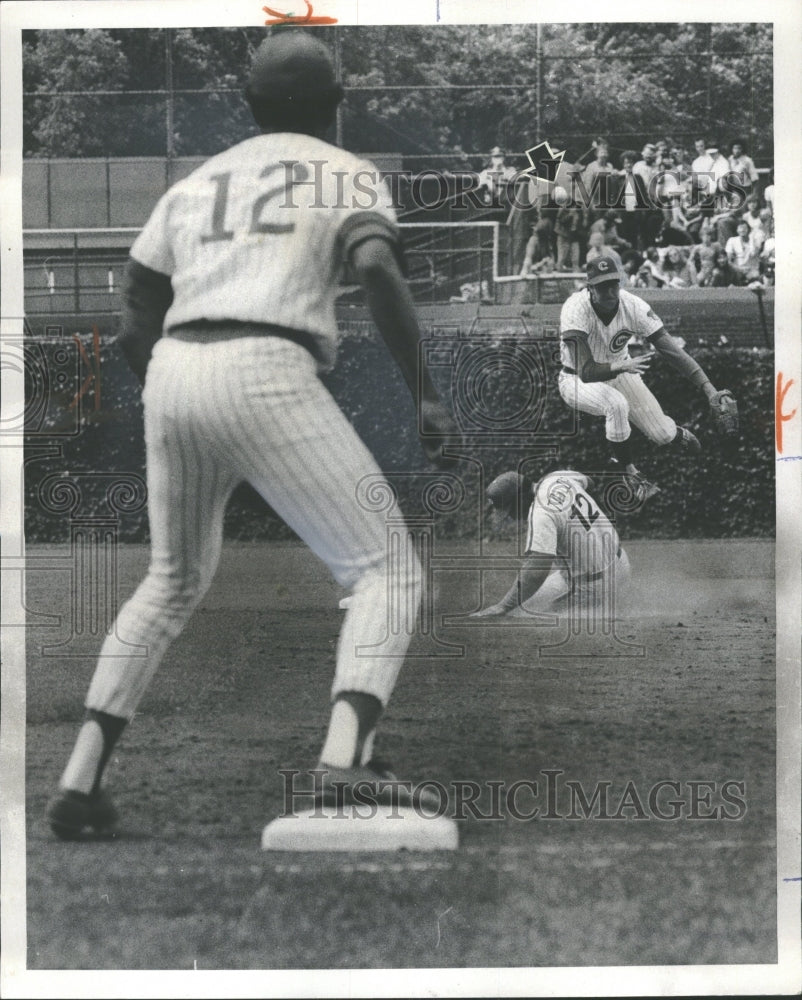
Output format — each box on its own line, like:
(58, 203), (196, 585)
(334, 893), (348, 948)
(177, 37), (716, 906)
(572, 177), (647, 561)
(647, 328), (719, 402)
(118, 258), (173, 385)
(471, 553), (553, 617)
(351, 235), (458, 462)
(563, 330), (652, 382)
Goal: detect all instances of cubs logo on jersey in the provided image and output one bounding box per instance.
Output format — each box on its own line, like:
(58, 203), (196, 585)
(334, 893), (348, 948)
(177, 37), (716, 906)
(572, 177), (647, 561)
(543, 475), (574, 512)
(527, 471), (619, 581)
(609, 329), (634, 353)
(558, 288), (662, 368)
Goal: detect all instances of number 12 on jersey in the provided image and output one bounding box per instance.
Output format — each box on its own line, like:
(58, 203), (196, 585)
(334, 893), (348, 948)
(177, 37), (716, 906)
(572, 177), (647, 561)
(201, 162), (310, 243)
(570, 493), (600, 531)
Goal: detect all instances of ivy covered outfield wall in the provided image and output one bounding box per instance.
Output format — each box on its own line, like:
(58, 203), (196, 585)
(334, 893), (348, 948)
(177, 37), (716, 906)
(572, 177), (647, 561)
(22, 309), (774, 543)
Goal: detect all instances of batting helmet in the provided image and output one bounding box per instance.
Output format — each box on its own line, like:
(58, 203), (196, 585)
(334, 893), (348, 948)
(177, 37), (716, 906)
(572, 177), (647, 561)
(486, 471), (532, 520)
(245, 32), (344, 133)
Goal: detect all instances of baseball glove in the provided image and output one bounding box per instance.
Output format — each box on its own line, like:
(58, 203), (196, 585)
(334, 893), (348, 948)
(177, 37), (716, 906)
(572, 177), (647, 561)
(710, 390), (739, 436)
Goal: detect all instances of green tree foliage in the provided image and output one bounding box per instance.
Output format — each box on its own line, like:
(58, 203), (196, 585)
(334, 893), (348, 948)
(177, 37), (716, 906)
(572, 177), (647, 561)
(23, 29), (129, 156)
(22, 23), (773, 164)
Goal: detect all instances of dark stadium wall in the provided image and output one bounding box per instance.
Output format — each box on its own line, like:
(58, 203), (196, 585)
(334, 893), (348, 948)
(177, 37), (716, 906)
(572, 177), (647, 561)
(23, 316), (775, 543)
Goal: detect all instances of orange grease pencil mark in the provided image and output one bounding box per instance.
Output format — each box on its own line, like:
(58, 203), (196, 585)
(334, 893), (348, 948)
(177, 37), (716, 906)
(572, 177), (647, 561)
(263, 0), (338, 24)
(69, 326), (102, 412)
(775, 371), (796, 454)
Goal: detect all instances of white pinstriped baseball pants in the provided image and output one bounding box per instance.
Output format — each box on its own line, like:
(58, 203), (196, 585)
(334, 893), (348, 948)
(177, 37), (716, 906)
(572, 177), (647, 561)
(86, 335), (421, 718)
(558, 370), (676, 444)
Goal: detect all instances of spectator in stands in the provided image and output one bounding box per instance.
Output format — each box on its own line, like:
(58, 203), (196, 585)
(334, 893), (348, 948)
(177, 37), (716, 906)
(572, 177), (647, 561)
(712, 193), (743, 247)
(585, 231), (623, 274)
(690, 225), (722, 286)
(688, 141), (717, 226)
(660, 245), (696, 288)
(637, 246), (668, 287)
(741, 195), (767, 248)
(617, 150), (647, 250)
(620, 249), (645, 287)
(657, 184), (693, 247)
(691, 141), (730, 207)
(524, 253), (556, 275)
(763, 169), (774, 216)
(671, 145), (691, 174)
(449, 280), (492, 303)
(632, 144), (663, 247)
(519, 213), (555, 275)
(633, 142), (659, 188)
(709, 248), (743, 287)
(581, 143), (616, 218)
(681, 181), (706, 243)
(728, 139), (759, 198)
(554, 196), (588, 271)
(725, 220), (762, 283)
(690, 138), (709, 176)
(707, 144), (732, 208)
(760, 233), (775, 285)
(589, 210), (632, 253)
(477, 146), (517, 204)
(655, 150), (683, 202)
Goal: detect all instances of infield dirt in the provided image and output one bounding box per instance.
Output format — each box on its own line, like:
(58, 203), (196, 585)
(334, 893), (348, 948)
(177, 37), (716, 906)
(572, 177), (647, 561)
(24, 538), (775, 970)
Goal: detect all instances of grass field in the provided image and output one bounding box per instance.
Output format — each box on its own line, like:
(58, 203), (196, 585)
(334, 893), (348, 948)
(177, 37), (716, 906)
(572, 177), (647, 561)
(23, 538), (777, 973)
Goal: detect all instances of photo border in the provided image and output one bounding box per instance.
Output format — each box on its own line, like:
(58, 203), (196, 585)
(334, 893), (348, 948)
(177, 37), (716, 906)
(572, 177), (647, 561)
(2, 1), (800, 996)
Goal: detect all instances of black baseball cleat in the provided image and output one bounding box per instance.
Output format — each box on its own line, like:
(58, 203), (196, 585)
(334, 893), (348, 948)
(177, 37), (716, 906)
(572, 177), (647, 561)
(634, 475), (661, 504)
(677, 426), (702, 453)
(46, 788), (119, 840)
(314, 759), (445, 813)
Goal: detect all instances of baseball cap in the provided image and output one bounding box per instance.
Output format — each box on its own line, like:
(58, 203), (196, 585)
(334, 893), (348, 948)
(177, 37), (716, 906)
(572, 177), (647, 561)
(490, 146), (505, 156)
(246, 32), (343, 103)
(641, 143), (656, 156)
(586, 255), (622, 284)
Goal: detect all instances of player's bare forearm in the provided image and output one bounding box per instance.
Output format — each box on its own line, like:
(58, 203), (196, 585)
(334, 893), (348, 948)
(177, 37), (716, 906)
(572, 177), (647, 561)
(648, 328), (718, 400)
(565, 332), (652, 382)
(119, 258), (173, 385)
(471, 557), (551, 617)
(352, 238), (459, 465)
(352, 240), (440, 404)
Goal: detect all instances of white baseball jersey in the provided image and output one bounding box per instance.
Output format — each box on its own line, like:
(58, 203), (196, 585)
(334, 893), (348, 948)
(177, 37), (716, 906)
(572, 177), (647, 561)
(84, 133), (419, 724)
(559, 288), (663, 368)
(526, 470), (620, 582)
(131, 133), (397, 370)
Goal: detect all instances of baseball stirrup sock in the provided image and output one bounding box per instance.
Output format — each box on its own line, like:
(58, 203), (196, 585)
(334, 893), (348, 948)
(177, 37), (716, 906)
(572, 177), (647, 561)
(319, 692), (382, 768)
(59, 709), (127, 795)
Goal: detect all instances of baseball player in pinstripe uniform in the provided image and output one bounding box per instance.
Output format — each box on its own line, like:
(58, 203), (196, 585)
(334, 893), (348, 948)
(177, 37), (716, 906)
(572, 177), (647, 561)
(471, 469), (630, 618)
(559, 255), (724, 502)
(47, 32), (457, 840)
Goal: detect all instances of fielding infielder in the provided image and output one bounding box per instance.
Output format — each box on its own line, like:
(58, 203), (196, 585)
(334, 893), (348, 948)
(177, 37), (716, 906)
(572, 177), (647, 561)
(471, 469), (629, 618)
(47, 32), (457, 839)
(559, 255), (727, 501)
